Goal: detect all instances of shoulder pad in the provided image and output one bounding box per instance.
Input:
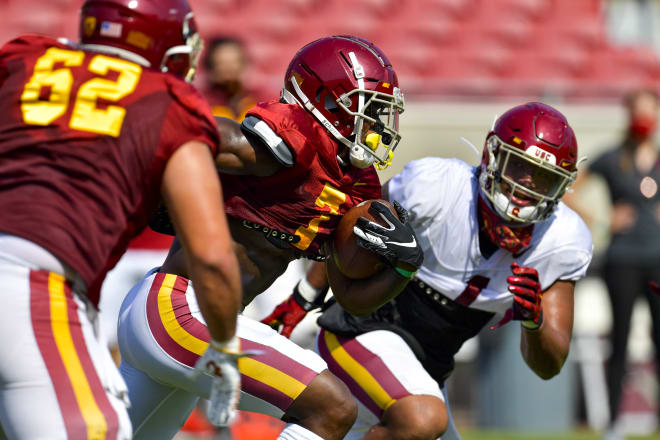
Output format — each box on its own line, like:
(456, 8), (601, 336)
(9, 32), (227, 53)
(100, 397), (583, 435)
(241, 115), (294, 167)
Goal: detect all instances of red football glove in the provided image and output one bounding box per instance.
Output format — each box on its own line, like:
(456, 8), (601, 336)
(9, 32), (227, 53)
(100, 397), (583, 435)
(507, 262), (543, 330)
(261, 282), (324, 338)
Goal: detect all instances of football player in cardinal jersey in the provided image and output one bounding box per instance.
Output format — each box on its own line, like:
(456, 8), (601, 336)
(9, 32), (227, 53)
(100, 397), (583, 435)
(0, 0), (243, 438)
(266, 102), (594, 439)
(117, 35), (422, 439)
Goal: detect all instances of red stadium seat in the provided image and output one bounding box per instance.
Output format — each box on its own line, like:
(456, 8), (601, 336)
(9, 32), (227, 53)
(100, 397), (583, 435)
(5, 0), (652, 102)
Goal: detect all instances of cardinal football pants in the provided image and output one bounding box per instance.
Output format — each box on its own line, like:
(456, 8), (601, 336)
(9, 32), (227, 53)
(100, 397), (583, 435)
(316, 328), (461, 440)
(0, 238), (131, 439)
(117, 268), (328, 438)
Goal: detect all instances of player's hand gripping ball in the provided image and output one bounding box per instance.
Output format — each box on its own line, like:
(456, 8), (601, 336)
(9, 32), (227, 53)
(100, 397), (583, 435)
(333, 200), (423, 279)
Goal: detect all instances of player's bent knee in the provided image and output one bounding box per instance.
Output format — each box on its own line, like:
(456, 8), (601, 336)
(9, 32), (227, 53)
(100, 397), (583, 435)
(383, 394), (448, 440)
(285, 370), (357, 433)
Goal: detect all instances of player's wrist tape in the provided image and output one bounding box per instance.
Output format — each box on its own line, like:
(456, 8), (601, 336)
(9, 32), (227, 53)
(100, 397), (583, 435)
(209, 335), (241, 354)
(394, 267), (417, 279)
(293, 280), (327, 311)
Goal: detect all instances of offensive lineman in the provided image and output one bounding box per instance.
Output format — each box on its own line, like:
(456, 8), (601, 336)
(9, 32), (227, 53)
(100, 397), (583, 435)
(267, 102), (594, 439)
(117, 35), (423, 440)
(0, 0), (242, 438)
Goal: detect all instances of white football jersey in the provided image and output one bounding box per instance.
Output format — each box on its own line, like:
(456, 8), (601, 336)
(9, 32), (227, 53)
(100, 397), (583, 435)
(387, 157), (593, 316)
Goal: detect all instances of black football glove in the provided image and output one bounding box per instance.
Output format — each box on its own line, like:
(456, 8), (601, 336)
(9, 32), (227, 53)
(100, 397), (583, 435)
(353, 201), (423, 278)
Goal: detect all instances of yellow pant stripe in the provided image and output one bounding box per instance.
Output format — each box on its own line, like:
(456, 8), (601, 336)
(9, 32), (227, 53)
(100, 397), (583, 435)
(157, 273), (208, 356)
(238, 357), (307, 400)
(324, 330), (395, 411)
(48, 273), (107, 440)
(155, 274), (308, 399)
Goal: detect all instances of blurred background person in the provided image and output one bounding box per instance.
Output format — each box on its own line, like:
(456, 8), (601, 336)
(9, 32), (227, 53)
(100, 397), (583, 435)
(566, 88), (660, 440)
(200, 35), (265, 121)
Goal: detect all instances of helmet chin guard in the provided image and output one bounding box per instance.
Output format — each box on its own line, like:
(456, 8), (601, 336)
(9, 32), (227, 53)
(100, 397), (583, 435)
(349, 144), (375, 168)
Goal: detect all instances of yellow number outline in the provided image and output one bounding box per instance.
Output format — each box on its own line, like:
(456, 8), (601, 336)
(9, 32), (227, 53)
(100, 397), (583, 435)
(21, 48), (142, 137)
(294, 184), (347, 250)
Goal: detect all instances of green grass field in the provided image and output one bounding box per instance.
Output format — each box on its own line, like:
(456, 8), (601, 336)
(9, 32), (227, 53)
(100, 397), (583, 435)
(460, 430), (660, 440)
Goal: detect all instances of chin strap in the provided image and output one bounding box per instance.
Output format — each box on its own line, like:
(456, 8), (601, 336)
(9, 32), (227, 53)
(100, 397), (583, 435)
(460, 137), (481, 160)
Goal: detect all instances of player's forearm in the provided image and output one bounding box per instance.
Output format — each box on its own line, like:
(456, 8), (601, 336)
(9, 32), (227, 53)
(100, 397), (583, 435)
(332, 267), (409, 316)
(214, 116), (282, 176)
(520, 323), (570, 379)
(306, 260), (329, 289)
(189, 253), (242, 342)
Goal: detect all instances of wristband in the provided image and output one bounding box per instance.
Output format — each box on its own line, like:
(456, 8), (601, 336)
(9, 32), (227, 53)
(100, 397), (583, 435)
(297, 277), (323, 303)
(394, 267), (416, 279)
(209, 335), (241, 354)
(520, 311), (543, 331)
(292, 281), (327, 311)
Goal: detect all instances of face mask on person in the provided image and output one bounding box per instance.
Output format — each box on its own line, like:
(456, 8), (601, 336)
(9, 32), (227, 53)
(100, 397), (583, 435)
(630, 114), (657, 139)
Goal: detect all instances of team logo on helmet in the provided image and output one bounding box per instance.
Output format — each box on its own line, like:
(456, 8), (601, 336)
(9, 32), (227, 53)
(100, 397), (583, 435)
(83, 16), (96, 37)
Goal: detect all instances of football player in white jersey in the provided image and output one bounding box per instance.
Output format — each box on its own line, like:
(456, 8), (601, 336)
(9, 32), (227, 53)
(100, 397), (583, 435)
(264, 102), (594, 439)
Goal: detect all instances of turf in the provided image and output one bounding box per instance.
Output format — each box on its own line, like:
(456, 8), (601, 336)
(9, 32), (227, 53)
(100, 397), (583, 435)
(460, 430), (660, 440)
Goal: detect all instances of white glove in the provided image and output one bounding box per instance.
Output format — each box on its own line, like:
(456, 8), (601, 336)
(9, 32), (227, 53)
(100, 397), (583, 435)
(189, 336), (242, 427)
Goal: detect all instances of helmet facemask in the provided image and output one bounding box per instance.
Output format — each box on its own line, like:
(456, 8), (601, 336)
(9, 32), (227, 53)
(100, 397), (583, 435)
(338, 85), (404, 170)
(480, 134), (576, 223)
(160, 12), (202, 83)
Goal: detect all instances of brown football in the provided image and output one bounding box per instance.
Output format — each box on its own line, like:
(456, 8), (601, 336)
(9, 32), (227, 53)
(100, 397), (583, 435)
(332, 199), (398, 279)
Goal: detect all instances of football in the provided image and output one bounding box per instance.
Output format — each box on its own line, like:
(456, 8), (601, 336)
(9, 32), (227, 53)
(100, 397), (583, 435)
(332, 199), (398, 279)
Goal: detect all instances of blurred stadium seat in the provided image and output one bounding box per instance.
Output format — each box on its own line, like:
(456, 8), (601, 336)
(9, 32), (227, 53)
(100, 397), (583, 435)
(4, 0), (658, 101)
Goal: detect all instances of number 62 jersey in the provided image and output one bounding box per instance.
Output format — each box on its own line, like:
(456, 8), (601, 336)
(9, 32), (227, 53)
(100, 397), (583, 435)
(0, 35), (219, 306)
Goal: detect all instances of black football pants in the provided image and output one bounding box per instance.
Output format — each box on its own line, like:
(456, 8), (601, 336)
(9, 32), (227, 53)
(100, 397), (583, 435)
(604, 260), (660, 422)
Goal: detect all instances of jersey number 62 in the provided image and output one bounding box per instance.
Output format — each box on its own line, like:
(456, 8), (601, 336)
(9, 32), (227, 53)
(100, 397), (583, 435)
(20, 47), (142, 137)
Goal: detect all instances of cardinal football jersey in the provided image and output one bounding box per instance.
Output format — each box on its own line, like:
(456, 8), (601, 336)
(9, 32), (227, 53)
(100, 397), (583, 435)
(0, 35), (219, 306)
(387, 157), (593, 316)
(223, 101), (382, 257)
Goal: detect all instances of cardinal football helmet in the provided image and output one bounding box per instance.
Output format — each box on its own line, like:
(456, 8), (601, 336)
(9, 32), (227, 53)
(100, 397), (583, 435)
(281, 35), (404, 169)
(79, 0), (202, 82)
(479, 102), (578, 223)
